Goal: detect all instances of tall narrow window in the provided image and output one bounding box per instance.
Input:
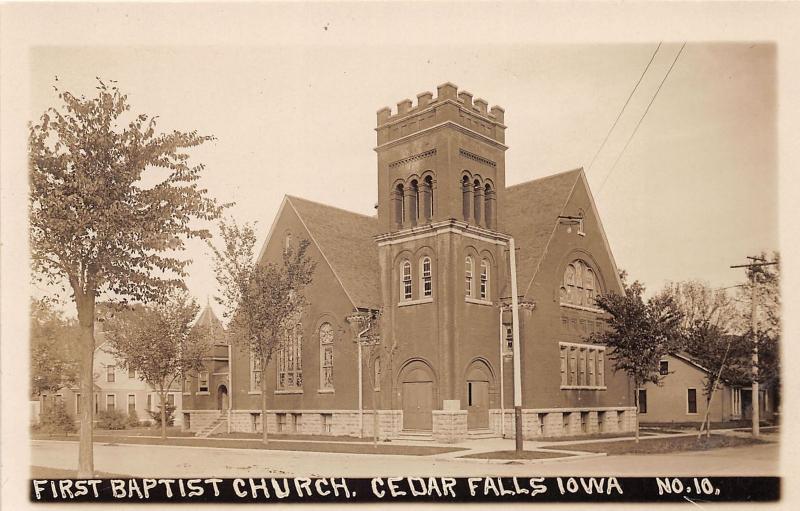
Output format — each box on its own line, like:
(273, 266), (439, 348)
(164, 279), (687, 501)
(251, 357), (262, 391)
(128, 368), (136, 379)
(127, 394), (136, 414)
(106, 365), (115, 383)
(423, 175), (434, 220)
(106, 394), (116, 412)
(394, 184), (405, 226)
(198, 371), (209, 392)
(421, 257), (432, 297)
(401, 260), (412, 300)
(559, 347), (568, 386)
(462, 176), (472, 221)
(319, 322), (334, 390)
(479, 259), (489, 300)
(484, 183), (495, 229)
(687, 388), (698, 414)
(638, 389), (648, 414)
(465, 256), (474, 297)
(75, 393), (81, 415)
(278, 322), (303, 389)
(473, 179), (483, 225)
(284, 232), (292, 254)
(410, 180), (419, 225)
(659, 360), (669, 375)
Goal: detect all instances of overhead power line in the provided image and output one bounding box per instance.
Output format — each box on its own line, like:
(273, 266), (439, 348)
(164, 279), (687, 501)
(598, 42), (687, 194)
(587, 42), (662, 173)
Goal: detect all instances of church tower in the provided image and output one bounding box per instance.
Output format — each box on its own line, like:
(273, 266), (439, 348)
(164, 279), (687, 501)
(374, 83), (510, 433)
(375, 82), (507, 231)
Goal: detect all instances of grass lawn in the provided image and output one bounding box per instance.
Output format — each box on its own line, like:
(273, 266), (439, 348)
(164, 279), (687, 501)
(537, 431), (656, 442)
(210, 431), (372, 443)
(32, 434), (464, 456)
(31, 466), (130, 478)
(460, 450), (575, 460)
(548, 434), (768, 455)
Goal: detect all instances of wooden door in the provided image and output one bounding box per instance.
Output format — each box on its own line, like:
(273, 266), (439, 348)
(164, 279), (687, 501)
(467, 380), (489, 429)
(403, 381), (433, 430)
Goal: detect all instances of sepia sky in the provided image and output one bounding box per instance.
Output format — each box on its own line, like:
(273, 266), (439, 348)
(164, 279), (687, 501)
(29, 41), (777, 315)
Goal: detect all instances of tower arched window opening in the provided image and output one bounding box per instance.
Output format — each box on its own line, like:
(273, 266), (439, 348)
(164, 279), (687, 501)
(410, 180), (419, 226)
(394, 184), (405, 227)
(473, 179), (484, 226)
(484, 183), (495, 229)
(462, 176), (473, 222)
(423, 175), (434, 220)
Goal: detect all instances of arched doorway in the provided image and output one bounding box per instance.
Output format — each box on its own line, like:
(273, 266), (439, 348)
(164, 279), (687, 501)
(217, 384), (229, 411)
(399, 361), (436, 431)
(465, 360), (493, 429)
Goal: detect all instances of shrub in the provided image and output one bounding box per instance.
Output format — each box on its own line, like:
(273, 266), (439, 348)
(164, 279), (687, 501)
(36, 401), (77, 434)
(126, 411), (141, 428)
(96, 409), (128, 430)
(149, 403), (175, 427)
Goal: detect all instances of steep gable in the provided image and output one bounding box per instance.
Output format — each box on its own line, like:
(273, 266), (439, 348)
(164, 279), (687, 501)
(286, 196), (381, 310)
(499, 168), (582, 296)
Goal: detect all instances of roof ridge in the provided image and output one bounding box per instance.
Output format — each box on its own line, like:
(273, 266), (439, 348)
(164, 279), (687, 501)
(286, 195), (376, 220)
(505, 167), (583, 190)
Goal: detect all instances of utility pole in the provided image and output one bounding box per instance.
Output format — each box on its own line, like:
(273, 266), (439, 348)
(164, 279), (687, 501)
(730, 256), (777, 438)
(508, 237), (523, 454)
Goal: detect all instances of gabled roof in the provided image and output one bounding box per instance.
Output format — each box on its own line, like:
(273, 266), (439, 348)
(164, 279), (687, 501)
(286, 196), (381, 310)
(499, 168), (583, 296)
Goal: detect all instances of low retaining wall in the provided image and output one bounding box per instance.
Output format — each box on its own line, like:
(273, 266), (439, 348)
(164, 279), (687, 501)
(189, 409), (404, 438)
(490, 407), (637, 439)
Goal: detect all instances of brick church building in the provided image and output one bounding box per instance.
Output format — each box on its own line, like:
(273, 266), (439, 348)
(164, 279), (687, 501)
(182, 83), (636, 441)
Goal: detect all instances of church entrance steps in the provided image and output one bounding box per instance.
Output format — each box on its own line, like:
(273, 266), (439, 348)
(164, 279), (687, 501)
(466, 428), (497, 439)
(394, 430), (435, 442)
(195, 414), (226, 438)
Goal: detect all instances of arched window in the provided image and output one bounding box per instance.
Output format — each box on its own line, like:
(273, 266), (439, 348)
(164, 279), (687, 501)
(394, 183), (405, 226)
(484, 183), (495, 229)
(319, 322), (334, 390)
(421, 256), (432, 297)
(480, 259), (489, 300)
(278, 322), (303, 389)
(560, 260), (602, 307)
(285, 232), (292, 253)
(465, 256), (474, 297)
(473, 179), (483, 225)
(423, 175), (434, 220)
(410, 180), (419, 225)
(401, 260), (412, 300)
(462, 176), (472, 221)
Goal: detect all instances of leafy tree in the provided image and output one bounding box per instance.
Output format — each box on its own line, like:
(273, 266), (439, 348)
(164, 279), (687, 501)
(29, 79), (226, 474)
(209, 220), (315, 444)
(30, 299), (80, 397)
(105, 292), (211, 438)
(589, 272), (684, 442)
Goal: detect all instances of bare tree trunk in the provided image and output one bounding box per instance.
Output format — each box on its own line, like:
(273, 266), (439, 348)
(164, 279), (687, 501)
(634, 381), (640, 444)
(261, 356), (269, 445)
(160, 389), (168, 439)
(76, 291), (95, 478)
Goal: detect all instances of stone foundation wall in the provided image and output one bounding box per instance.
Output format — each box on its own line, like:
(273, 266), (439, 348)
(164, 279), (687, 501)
(432, 410), (467, 443)
(182, 410), (221, 433)
(220, 409), (403, 438)
(489, 407), (637, 439)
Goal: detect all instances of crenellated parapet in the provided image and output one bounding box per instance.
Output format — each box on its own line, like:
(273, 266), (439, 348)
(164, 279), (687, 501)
(376, 82), (506, 146)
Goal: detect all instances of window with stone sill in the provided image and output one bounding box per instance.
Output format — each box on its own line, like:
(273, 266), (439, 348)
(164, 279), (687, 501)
(559, 343), (605, 388)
